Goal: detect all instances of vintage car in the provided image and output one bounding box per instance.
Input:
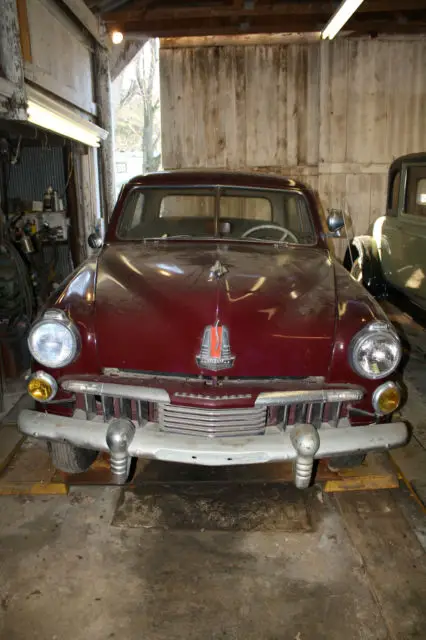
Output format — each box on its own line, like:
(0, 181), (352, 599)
(18, 171), (408, 489)
(344, 152), (426, 313)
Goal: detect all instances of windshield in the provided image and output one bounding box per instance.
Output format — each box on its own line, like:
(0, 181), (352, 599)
(117, 186), (316, 245)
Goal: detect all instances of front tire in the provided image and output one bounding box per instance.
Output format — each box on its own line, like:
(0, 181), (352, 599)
(48, 442), (98, 473)
(327, 454), (366, 472)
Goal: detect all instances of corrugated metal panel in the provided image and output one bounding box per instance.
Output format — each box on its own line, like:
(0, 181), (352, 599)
(160, 37), (426, 257)
(7, 146), (66, 206)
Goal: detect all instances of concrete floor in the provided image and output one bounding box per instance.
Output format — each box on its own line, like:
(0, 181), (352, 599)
(0, 483), (424, 640)
(0, 300), (426, 639)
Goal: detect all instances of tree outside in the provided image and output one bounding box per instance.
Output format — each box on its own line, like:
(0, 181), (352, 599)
(112, 39), (162, 191)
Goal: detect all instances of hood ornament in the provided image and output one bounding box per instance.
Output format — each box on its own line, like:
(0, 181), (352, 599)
(196, 323), (235, 371)
(208, 260), (229, 281)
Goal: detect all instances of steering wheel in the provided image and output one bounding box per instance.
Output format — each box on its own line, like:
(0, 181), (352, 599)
(241, 224), (298, 244)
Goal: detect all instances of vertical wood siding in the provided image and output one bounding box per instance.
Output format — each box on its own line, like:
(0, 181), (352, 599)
(160, 38), (426, 256)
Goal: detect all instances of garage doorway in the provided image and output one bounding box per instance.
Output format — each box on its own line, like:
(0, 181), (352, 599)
(112, 39), (162, 195)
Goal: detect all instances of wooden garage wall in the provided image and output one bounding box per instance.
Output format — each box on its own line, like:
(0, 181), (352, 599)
(160, 37), (426, 253)
(23, 0), (96, 115)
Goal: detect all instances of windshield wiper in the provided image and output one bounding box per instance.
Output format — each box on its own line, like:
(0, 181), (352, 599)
(144, 234), (218, 241)
(161, 234), (194, 239)
(143, 234), (194, 240)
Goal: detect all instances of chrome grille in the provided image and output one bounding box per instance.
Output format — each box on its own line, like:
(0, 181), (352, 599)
(280, 401), (347, 429)
(78, 390), (350, 434)
(158, 404), (267, 437)
(82, 393), (149, 427)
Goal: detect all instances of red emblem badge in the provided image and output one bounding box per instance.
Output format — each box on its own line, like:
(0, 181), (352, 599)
(196, 324), (235, 371)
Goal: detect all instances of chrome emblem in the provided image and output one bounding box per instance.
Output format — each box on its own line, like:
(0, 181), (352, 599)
(208, 259), (229, 281)
(196, 324), (235, 371)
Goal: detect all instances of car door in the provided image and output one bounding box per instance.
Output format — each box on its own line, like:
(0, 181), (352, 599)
(380, 162), (426, 307)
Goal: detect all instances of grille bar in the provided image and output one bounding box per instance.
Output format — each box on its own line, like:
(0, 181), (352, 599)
(159, 404), (267, 438)
(281, 401), (348, 429)
(83, 393), (148, 427)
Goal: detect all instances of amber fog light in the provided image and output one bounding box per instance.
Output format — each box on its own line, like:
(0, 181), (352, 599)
(372, 381), (400, 415)
(27, 371), (58, 402)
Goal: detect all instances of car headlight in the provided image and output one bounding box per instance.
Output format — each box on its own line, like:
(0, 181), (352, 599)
(28, 309), (80, 368)
(349, 321), (401, 380)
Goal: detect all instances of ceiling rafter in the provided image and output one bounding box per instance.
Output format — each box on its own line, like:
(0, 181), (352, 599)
(87, 0), (426, 37)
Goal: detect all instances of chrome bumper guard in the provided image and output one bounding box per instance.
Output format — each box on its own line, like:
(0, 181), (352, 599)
(18, 409), (408, 489)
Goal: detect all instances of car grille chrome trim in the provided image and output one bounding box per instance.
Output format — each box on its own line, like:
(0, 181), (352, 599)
(255, 388), (364, 406)
(280, 400), (346, 429)
(101, 368), (325, 386)
(62, 380), (170, 403)
(174, 392), (252, 400)
(80, 393), (149, 427)
(158, 404), (267, 437)
(65, 381), (363, 433)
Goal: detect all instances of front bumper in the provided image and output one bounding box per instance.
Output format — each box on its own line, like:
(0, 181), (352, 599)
(18, 409), (408, 487)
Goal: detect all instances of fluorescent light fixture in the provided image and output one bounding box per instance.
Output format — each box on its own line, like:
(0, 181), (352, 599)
(322, 0), (365, 40)
(26, 86), (108, 148)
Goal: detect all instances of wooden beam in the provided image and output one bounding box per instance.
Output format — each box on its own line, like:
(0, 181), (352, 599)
(107, 24), (322, 38)
(16, 0), (32, 63)
(105, 15), (328, 36)
(94, 44), (116, 221)
(60, 0), (104, 45)
(0, 0), (27, 119)
(104, 0), (426, 23)
(110, 38), (147, 80)
(105, 13), (426, 38)
(160, 33), (323, 49)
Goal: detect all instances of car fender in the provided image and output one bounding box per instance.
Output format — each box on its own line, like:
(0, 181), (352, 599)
(343, 235), (386, 296)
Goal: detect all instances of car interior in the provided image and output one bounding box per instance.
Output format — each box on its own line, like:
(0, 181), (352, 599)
(117, 187), (317, 244)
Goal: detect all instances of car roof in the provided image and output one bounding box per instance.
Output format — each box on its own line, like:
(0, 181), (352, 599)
(127, 169), (309, 191)
(389, 152), (426, 173)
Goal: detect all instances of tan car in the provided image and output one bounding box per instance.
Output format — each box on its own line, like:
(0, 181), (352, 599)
(345, 152), (426, 312)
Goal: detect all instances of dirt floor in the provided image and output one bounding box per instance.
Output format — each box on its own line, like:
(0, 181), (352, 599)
(0, 300), (425, 639)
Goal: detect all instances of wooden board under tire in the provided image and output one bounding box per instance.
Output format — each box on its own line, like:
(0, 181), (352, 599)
(0, 442), (67, 496)
(0, 439), (399, 495)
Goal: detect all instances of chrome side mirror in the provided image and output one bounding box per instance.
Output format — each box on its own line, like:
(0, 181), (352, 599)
(88, 232), (102, 249)
(327, 209), (345, 233)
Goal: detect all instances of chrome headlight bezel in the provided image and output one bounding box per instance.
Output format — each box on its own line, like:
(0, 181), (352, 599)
(28, 309), (81, 369)
(349, 321), (401, 380)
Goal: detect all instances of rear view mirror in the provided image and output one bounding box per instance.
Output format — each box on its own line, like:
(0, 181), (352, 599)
(327, 209), (345, 234)
(416, 178), (426, 206)
(88, 232), (102, 249)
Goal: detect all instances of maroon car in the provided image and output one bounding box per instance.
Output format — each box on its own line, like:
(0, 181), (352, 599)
(19, 171), (408, 488)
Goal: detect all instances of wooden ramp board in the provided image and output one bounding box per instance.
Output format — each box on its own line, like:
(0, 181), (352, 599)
(0, 439), (399, 496)
(0, 440), (66, 496)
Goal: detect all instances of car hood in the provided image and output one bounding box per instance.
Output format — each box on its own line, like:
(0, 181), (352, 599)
(94, 242), (337, 377)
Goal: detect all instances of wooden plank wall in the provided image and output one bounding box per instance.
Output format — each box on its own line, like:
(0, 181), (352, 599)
(160, 37), (426, 256)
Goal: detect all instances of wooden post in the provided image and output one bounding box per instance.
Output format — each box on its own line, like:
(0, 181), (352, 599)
(94, 44), (116, 222)
(110, 38), (146, 81)
(0, 0), (27, 119)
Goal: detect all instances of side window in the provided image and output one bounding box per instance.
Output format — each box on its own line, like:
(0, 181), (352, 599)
(405, 165), (426, 217)
(387, 171), (400, 214)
